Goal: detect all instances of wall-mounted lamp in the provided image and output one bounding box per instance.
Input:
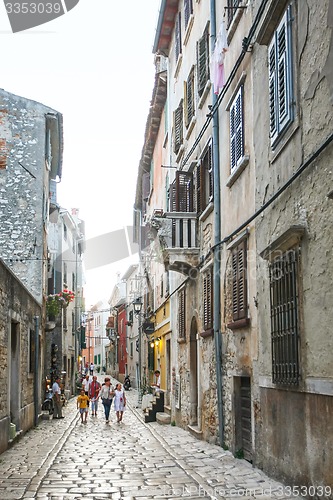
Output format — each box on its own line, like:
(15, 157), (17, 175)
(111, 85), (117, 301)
(132, 297), (143, 315)
(150, 340), (155, 348)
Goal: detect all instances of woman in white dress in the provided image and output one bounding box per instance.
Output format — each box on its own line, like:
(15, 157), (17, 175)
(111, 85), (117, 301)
(114, 383), (126, 423)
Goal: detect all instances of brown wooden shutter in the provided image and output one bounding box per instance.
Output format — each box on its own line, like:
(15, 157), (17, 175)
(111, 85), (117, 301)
(178, 288), (186, 338)
(203, 270), (213, 330)
(175, 12), (182, 62)
(174, 100), (183, 154)
(176, 171), (193, 212)
(232, 239), (247, 321)
(197, 28), (209, 97)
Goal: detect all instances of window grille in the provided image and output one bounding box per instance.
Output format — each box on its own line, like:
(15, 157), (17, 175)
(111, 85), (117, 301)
(227, 0), (241, 28)
(270, 249), (300, 385)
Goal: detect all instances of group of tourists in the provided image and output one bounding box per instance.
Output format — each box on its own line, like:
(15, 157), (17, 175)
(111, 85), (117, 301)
(77, 375), (126, 424)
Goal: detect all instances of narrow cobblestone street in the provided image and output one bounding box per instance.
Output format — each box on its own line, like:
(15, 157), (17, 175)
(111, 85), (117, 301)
(0, 383), (299, 500)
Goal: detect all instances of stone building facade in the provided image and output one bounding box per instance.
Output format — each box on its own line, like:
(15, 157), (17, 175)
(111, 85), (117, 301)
(0, 258), (42, 454)
(0, 88), (63, 303)
(133, 0), (333, 488)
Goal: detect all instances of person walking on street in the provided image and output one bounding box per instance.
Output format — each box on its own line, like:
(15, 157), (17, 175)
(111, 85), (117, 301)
(82, 374), (91, 396)
(89, 362), (94, 376)
(100, 377), (114, 424)
(52, 376), (64, 419)
(89, 375), (101, 416)
(114, 383), (126, 423)
(77, 389), (89, 424)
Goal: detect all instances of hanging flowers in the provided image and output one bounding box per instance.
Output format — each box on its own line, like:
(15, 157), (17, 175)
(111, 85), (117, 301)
(46, 289), (75, 318)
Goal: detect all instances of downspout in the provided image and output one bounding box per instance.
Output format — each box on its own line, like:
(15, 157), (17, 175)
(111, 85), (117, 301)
(210, 0), (224, 446)
(34, 315), (39, 426)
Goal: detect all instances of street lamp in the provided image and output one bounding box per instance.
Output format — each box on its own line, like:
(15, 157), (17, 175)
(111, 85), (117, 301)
(133, 297), (143, 315)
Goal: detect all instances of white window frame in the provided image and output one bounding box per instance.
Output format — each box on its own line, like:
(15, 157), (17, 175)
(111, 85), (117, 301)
(229, 85), (244, 171)
(268, 5), (294, 147)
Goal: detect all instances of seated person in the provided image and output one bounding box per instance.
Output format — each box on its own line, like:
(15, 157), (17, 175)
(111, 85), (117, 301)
(151, 370), (161, 393)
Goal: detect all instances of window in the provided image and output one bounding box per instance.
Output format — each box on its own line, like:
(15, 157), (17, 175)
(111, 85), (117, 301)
(197, 27), (210, 97)
(227, 0), (241, 28)
(185, 69), (195, 127)
(175, 12), (182, 62)
(196, 141), (213, 214)
(178, 287), (186, 339)
(173, 100), (184, 154)
(269, 5), (294, 146)
(230, 86), (244, 171)
(203, 269), (213, 331)
(270, 249), (300, 385)
(169, 171), (193, 212)
(184, 0), (193, 29)
(232, 239), (248, 322)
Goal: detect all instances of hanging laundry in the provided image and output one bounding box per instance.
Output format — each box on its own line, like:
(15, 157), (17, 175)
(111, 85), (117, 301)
(210, 21), (228, 95)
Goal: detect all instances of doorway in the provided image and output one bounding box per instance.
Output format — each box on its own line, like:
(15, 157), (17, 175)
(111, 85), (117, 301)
(10, 321), (21, 430)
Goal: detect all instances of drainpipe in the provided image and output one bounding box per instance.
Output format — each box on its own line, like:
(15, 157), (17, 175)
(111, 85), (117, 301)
(210, 0), (224, 446)
(34, 315), (39, 427)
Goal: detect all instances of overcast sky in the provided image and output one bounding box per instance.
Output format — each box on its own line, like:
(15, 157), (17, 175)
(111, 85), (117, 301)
(0, 0), (161, 307)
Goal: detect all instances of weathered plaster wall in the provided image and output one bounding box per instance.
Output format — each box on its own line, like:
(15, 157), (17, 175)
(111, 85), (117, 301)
(253, 0), (333, 486)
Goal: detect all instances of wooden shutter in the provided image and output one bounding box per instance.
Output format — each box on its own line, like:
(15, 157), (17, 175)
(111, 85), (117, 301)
(175, 12), (182, 62)
(269, 5), (293, 146)
(232, 239), (247, 321)
(178, 288), (186, 338)
(197, 28), (209, 97)
(203, 270), (213, 330)
(196, 161), (202, 214)
(230, 86), (244, 171)
(176, 171), (193, 212)
(185, 70), (195, 127)
(184, 0), (193, 29)
(0, 139), (7, 169)
(173, 100), (183, 154)
(142, 172), (151, 200)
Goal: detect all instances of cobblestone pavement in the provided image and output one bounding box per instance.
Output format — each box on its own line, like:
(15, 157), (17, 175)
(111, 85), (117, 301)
(0, 380), (299, 500)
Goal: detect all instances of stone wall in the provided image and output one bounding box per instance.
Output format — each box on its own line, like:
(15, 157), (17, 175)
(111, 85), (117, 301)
(0, 258), (42, 455)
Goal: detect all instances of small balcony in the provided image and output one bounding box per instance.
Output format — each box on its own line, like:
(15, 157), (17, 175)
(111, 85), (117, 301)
(151, 212), (199, 275)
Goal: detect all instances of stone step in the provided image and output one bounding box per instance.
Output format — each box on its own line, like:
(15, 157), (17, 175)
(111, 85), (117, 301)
(164, 405), (171, 415)
(156, 412), (171, 425)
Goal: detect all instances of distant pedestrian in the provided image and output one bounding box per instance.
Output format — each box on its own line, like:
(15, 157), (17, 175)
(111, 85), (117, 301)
(84, 363), (89, 376)
(52, 376), (64, 419)
(82, 374), (91, 396)
(114, 383), (126, 423)
(77, 389), (89, 424)
(89, 362), (94, 376)
(100, 377), (114, 424)
(89, 375), (101, 416)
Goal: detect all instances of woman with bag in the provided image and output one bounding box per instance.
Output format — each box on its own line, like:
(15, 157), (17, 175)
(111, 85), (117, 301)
(114, 383), (126, 423)
(100, 377), (114, 424)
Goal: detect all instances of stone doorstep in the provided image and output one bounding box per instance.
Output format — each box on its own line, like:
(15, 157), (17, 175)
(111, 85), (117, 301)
(156, 412), (171, 425)
(164, 405), (171, 415)
(187, 424), (203, 439)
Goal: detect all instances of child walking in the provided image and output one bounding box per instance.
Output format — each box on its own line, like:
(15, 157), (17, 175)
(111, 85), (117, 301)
(77, 389), (89, 424)
(114, 383), (126, 423)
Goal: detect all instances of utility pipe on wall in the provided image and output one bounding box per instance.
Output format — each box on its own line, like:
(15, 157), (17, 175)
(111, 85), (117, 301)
(34, 315), (39, 427)
(210, 0), (224, 446)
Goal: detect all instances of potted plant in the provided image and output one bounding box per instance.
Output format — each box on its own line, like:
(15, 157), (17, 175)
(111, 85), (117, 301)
(46, 289), (75, 320)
